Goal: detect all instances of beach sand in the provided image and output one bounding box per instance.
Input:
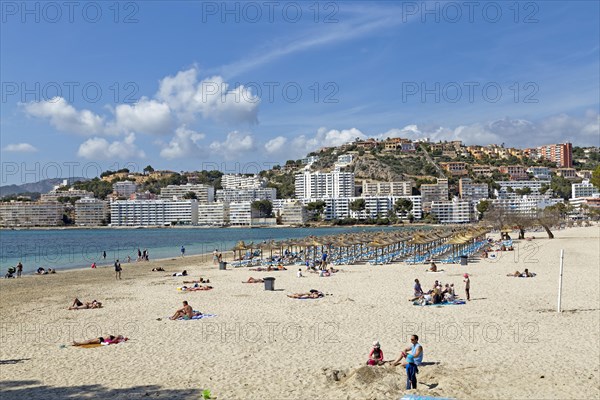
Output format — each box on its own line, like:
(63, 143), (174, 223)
(1, 225), (598, 399)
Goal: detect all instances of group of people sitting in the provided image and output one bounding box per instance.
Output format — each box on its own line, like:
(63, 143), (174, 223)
(37, 267), (56, 275)
(507, 268), (536, 277)
(410, 278), (457, 305)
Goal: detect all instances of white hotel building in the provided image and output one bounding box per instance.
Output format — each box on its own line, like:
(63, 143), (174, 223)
(491, 193), (563, 217)
(216, 187), (277, 202)
(110, 200), (198, 226)
(160, 184), (214, 204)
(571, 180), (599, 199)
(221, 174), (265, 189)
(496, 180), (550, 192)
(305, 195), (422, 221)
(198, 202), (230, 226)
(430, 199), (471, 224)
(295, 170), (355, 199)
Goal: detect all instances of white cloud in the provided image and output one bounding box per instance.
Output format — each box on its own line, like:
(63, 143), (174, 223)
(284, 127), (366, 158)
(2, 143), (38, 153)
(264, 136), (287, 154)
(77, 133), (145, 160)
(160, 126), (206, 160)
(114, 98), (173, 135)
(157, 68), (260, 124)
(209, 131), (255, 159)
(22, 97), (105, 135)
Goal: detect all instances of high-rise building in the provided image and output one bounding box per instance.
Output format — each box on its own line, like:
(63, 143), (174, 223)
(362, 181), (412, 197)
(420, 178), (449, 210)
(221, 174), (265, 189)
(572, 180), (599, 199)
(74, 198), (109, 226)
(216, 188), (277, 202)
(528, 143), (573, 167)
(113, 181), (138, 197)
(0, 202), (64, 227)
(295, 170), (355, 199)
(110, 200), (198, 226)
(458, 178), (489, 202)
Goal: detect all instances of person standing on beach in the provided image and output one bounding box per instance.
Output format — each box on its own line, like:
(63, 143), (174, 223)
(137, 248), (142, 261)
(181, 245), (185, 258)
(114, 259), (122, 280)
(213, 249), (218, 265)
(16, 262), (23, 278)
(103, 251), (107, 260)
(463, 273), (471, 301)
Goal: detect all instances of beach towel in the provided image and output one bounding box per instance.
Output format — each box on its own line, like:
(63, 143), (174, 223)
(76, 343), (103, 348)
(413, 300), (466, 306)
(426, 270), (445, 273)
(173, 313), (217, 320)
(177, 286), (213, 291)
(401, 396), (456, 400)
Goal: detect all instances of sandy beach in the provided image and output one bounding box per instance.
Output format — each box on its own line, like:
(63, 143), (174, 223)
(1, 225), (598, 400)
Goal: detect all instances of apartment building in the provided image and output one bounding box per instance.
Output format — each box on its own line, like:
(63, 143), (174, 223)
(362, 181), (412, 197)
(216, 188), (277, 202)
(198, 202), (230, 226)
(556, 168), (578, 180)
(221, 174), (265, 189)
(496, 180), (550, 192)
(440, 162), (468, 176)
(228, 202), (252, 226)
(113, 181), (138, 197)
(282, 201), (308, 225)
(430, 198), (471, 223)
(110, 200), (198, 226)
(526, 167), (551, 180)
(420, 179), (449, 210)
(529, 143), (573, 167)
(572, 180), (599, 199)
(337, 154), (354, 165)
(159, 184), (215, 203)
(74, 198), (109, 226)
(0, 202), (64, 227)
(40, 188), (94, 202)
(498, 165), (529, 180)
(459, 178), (489, 202)
(492, 194), (563, 217)
(295, 170), (355, 199)
(471, 165), (495, 177)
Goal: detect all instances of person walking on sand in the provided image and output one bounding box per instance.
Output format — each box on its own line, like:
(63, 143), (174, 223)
(16, 262), (23, 278)
(463, 273), (471, 301)
(181, 245), (185, 258)
(102, 251), (106, 260)
(114, 259), (122, 280)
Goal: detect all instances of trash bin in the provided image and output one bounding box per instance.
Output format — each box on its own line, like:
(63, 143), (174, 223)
(264, 277), (275, 291)
(460, 255), (468, 266)
(219, 261), (227, 270)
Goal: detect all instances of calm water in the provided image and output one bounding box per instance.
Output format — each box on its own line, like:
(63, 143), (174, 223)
(0, 226), (419, 274)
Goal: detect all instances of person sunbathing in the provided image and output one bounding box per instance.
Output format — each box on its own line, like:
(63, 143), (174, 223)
(72, 335), (127, 346)
(69, 298), (102, 310)
(183, 278), (210, 284)
(36, 267), (47, 275)
(329, 267), (339, 273)
(170, 301), (195, 320)
(180, 285), (213, 291)
(243, 277), (264, 283)
(428, 262), (438, 272)
(151, 267), (165, 272)
(287, 290), (324, 299)
(276, 264), (287, 270)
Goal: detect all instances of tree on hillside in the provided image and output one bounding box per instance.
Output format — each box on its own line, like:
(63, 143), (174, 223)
(591, 165), (600, 188)
(476, 200), (491, 221)
(394, 198), (413, 219)
(143, 165), (155, 175)
(251, 200), (273, 218)
(306, 201), (326, 221)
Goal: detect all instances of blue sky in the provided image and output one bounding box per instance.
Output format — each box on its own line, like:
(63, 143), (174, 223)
(1, 1), (599, 184)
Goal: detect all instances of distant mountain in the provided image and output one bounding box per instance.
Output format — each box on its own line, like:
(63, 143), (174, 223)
(0, 177), (87, 197)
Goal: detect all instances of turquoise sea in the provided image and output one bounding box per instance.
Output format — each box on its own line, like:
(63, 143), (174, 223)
(0, 226), (420, 274)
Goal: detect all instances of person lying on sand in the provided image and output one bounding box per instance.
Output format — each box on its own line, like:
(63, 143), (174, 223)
(170, 301), (197, 320)
(507, 269), (535, 277)
(243, 277), (264, 283)
(287, 290), (325, 299)
(151, 267), (165, 272)
(172, 270), (188, 277)
(183, 278), (210, 284)
(69, 298), (102, 310)
(179, 285), (213, 291)
(72, 335), (127, 346)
